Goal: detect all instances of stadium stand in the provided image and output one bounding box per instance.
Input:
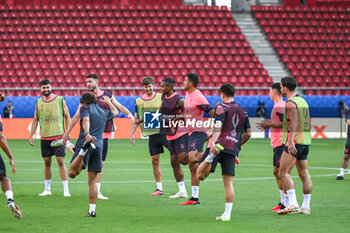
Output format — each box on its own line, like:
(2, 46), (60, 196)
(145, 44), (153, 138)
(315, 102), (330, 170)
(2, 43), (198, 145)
(0, 0), (273, 96)
(252, 4), (350, 96)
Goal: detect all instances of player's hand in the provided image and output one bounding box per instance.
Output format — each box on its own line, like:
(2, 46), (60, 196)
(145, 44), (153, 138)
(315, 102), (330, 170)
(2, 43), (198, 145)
(288, 142), (297, 155)
(100, 95), (112, 104)
(134, 118), (143, 125)
(130, 135), (136, 146)
(9, 157), (16, 175)
(209, 142), (218, 155)
(256, 120), (271, 131)
(62, 133), (70, 146)
(128, 114), (135, 124)
(85, 134), (96, 143)
(29, 136), (35, 146)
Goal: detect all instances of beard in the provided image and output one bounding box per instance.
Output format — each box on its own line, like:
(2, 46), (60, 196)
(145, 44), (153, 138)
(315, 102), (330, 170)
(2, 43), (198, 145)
(42, 91), (51, 97)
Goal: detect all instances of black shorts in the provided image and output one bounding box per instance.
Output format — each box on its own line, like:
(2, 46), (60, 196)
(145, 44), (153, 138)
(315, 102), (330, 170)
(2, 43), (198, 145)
(283, 144), (309, 160)
(168, 133), (188, 155)
(71, 141), (103, 172)
(200, 148), (236, 176)
(41, 139), (65, 158)
(0, 154), (6, 175)
(149, 133), (170, 156)
(102, 138), (108, 161)
(344, 138), (350, 154)
(273, 146), (284, 168)
(188, 132), (208, 152)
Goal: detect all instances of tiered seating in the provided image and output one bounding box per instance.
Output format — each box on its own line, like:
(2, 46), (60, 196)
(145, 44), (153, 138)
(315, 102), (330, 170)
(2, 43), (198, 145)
(252, 5), (350, 95)
(0, 2), (272, 96)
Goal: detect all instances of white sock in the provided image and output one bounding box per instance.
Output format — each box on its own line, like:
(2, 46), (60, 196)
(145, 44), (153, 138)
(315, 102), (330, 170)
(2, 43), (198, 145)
(205, 153), (215, 163)
(66, 141), (74, 149)
(223, 203), (233, 217)
(5, 190), (14, 200)
(177, 181), (186, 193)
(79, 148), (87, 156)
(192, 186), (199, 198)
(279, 190), (284, 205)
(301, 194), (311, 210)
(89, 204), (96, 213)
(63, 180), (69, 192)
(286, 189), (298, 207)
(156, 182), (163, 191)
(340, 168), (345, 176)
(284, 193), (289, 206)
(45, 180), (51, 191)
(96, 183), (101, 193)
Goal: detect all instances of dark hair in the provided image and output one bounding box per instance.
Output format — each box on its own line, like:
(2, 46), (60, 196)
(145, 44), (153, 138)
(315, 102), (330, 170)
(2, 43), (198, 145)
(86, 73), (99, 81)
(39, 79), (51, 86)
(142, 76), (154, 86)
(281, 76), (297, 92)
(220, 83), (235, 97)
(271, 82), (282, 95)
(80, 92), (97, 105)
(162, 78), (175, 89)
(186, 73), (199, 87)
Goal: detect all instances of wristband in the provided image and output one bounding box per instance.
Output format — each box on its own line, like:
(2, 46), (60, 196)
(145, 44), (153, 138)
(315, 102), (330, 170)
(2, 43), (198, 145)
(83, 132), (89, 136)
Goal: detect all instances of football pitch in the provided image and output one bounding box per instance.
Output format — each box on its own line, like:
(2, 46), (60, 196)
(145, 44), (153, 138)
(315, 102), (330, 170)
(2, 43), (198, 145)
(1, 139), (350, 233)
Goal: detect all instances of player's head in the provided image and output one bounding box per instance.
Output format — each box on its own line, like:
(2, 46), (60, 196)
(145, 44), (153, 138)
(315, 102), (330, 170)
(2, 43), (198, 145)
(142, 76), (154, 95)
(161, 78), (175, 95)
(86, 73), (99, 92)
(219, 83), (235, 102)
(270, 82), (282, 101)
(184, 73), (199, 91)
(80, 92), (97, 105)
(280, 76), (297, 97)
(39, 79), (52, 97)
(7, 101), (12, 106)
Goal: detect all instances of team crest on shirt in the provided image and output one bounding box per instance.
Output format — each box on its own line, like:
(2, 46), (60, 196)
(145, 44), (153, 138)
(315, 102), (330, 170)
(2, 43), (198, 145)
(144, 110), (161, 129)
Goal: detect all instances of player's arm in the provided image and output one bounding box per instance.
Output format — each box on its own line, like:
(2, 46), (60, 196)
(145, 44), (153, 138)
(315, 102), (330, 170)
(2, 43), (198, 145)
(82, 116), (95, 143)
(257, 120), (283, 130)
(29, 105), (39, 146)
(241, 128), (251, 146)
(130, 112), (140, 146)
(100, 96), (119, 117)
(197, 104), (215, 117)
(62, 99), (71, 132)
(0, 130), (16, 174)
(111, 96), (134, 123)
(209, 122), (223, 155)
(4, 107), (9, 115)
(62, 104), (82, 144)
(286, 101), (298, 155)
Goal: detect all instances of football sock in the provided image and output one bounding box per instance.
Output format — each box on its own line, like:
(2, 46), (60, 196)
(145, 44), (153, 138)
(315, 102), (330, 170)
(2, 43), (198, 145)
(177, 181), (186, 193)
(45, 180), (51, 191)
(89, 204), (96, 213)
(286, 189), (298, 207)
(5, 190), (14, 200)
(223, 203), (233, 217)
(63, 180), (69, 192)
(301, 194), (311, 209)
(340, 168), (345, 176)
(284, 193), (289, 207)
(279, 190), (284, 205)
(192, 186), (199, 198)
(205, 153), (215, 163)
(96, 183), (101, 193)
(65, 141), (74, 149)
(156, 182), (163, 191)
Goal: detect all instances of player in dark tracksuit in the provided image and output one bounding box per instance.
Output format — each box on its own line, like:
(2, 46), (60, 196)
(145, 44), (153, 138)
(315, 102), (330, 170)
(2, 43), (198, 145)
(197, 84), (251, 221)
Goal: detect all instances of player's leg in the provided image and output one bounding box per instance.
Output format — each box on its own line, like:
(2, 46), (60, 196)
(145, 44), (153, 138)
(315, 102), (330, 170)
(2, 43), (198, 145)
(96, 138), (108, 199)
(0, 156), (22, 219)
(40, 156), (52, 196)
(278, 150), (298, 214)
(175, 134), (189, 165)
(272, 146), (285, 211)
(335, 154), (350, 180)
(54, 144), (70, 197)
(86, 171), (98, 217)
(68, 150), (85, 178)
(149, 134), (164, 195)
(197, 148), (213, 181)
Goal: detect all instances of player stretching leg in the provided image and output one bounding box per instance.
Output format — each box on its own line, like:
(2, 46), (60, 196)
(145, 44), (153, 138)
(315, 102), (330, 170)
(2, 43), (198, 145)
(68, 93), (118, 217)
(278, 77), (312, 215)
(335, 104), (350, 180)
(257, 83), (287, 212)
(160, 78), (188, 198)
(197, 84), (251, 221)
(179, 73), (215, 205)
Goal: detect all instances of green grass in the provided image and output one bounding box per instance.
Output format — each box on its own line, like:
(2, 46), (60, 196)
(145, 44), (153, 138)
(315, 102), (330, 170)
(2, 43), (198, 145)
(1, 139), (350, 233)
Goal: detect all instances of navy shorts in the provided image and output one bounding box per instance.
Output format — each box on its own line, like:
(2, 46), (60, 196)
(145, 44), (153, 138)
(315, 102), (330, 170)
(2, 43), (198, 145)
(0, 154), (6, 175)
(200, 148), (236, 176)
(273, 145), (284, 168)
(168, 133), (188, 155)
(41, 139), (65, 158)
(344, 138), (350, 154)
(283, 144), (309, 160)
(188, 132), (208, 152)
(149, 133), (170, 156)
(71, 141), (103, 172)
(102, 138), (108, 161)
